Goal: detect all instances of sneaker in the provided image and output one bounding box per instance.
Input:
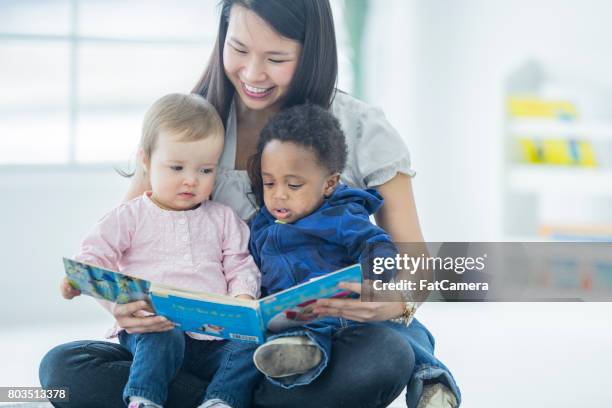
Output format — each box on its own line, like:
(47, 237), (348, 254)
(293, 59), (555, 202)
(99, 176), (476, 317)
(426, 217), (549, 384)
(127, 397), (163, 408)
(198, 398), (233, 408)
(253, 336), (322, 378)
(416, 383), (458, 408)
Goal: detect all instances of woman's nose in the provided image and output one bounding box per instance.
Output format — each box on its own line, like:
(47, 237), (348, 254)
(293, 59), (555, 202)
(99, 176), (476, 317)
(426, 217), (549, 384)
(242, 58), (266, 83)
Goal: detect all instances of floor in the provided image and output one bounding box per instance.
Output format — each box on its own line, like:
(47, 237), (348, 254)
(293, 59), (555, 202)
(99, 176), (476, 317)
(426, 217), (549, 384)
(2, 302), (612, 407)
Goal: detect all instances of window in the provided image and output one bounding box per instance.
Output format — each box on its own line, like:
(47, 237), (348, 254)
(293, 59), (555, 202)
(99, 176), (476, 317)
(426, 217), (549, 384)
(0, 0), (353, 166)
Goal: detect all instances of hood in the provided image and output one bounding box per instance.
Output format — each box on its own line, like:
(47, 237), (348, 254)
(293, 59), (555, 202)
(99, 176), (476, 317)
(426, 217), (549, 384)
(326, 184), (383, 215)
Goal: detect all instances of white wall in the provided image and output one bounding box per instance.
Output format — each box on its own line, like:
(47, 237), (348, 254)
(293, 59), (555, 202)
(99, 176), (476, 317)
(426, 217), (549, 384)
(363, 0), (612, 241)
(0, 168), (128, 326)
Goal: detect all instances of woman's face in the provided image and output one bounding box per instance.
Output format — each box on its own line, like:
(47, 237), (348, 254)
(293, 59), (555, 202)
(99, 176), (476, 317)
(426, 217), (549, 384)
(223, 6), (302, 113)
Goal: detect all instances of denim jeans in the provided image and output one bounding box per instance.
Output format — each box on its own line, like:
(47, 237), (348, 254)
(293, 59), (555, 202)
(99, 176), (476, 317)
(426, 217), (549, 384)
(118, 329), (184, 405)
(262, 318), (392, 389)
(386, 319), (462, 407)
(40, 324), (414, 408)
(118, 329), (260, 408)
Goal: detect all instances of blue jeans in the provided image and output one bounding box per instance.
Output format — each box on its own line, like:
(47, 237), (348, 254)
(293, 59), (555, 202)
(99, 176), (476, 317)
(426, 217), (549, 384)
(40, 323), (414, 408)
(118, 329), (260, 408)
(261, 317), (463, 408)
(386, 319), (462, 407)
(262, 318), (386, 389)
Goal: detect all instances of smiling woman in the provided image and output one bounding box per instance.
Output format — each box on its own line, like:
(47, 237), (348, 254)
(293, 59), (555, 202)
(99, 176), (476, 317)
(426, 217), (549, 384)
(223, 6), (302, 113)
(39, 1), (460, 407)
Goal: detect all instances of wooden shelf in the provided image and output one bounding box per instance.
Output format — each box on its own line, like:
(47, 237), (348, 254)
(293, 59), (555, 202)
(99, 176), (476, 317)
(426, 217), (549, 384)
(508, 119), (612, 141)
(509, 165), (612, 195)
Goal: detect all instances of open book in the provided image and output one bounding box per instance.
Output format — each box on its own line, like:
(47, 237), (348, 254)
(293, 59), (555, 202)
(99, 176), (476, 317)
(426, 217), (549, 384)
(63, 258), (361, 343)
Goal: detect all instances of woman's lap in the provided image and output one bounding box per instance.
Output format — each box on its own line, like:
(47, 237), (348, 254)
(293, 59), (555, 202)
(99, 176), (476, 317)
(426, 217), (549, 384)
(39, 324), (414, 408)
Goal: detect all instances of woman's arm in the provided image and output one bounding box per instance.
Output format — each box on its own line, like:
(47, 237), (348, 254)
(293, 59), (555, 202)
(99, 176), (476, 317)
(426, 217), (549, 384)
(374, 173), (424, 243)
(314, 173), (423, 321)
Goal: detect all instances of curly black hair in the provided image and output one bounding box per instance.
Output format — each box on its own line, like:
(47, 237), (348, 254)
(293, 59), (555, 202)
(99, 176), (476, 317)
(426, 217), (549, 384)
(247, 103), (348, 206)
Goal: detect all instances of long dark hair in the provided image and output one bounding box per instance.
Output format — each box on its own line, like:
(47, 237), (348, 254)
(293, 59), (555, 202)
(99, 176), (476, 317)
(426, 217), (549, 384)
(192, 0), (338, 124)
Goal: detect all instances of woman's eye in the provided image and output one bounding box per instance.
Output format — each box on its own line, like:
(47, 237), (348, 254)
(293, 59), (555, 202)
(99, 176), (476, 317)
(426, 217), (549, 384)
(170, 165), (183, 171)
(231, 45), (247, 54)
(288, 184), (303, 190)
(200, 168), (214, 174)
(263, 182), (274, 188)
(268, 58), (288, 64)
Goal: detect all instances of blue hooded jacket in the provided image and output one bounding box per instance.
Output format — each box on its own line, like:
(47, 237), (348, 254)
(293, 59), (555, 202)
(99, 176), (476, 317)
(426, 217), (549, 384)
(249, 184), (397, 296)
(249, 184), (462, 405)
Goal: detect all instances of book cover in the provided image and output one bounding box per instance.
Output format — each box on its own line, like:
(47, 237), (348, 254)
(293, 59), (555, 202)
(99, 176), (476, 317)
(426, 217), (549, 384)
(63, 258), (150, 304)
(63, 258), (362, 343)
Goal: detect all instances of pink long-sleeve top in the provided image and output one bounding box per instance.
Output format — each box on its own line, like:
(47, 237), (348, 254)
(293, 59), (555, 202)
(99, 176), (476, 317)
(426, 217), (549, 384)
(75, 192), (261, 340)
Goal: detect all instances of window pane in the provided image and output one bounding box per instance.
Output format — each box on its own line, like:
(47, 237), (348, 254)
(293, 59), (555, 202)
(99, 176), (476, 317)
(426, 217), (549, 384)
(78, 43), (212, 107)
(0, 0), (70, 36)
(0, 41), (70, 163)
(79, 0), (218, 40)
(76, 109), (141, 163)
(0, 42), (70, 109)
(0, 112), (69, 163)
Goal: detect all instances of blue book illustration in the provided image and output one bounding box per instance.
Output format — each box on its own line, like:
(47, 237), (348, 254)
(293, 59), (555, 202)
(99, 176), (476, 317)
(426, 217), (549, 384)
(63, 258), (150, 304)
(63, 258), (361, 343)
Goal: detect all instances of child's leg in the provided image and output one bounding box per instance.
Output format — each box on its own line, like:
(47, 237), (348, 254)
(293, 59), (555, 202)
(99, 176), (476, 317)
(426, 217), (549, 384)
(118, 328), (185, 406)
(188, 340), (260, 408)
(253, 317), (346, 389)
(181, 337), (260, 408)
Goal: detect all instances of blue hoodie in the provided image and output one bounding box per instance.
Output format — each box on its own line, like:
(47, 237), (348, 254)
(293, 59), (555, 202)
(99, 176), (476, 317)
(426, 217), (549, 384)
(249, 184), (397, 296)
(249, 184), (462, 405)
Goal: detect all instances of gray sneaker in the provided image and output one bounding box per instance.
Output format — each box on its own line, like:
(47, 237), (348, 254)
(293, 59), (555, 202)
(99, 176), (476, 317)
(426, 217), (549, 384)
(417, 383), (458, 408)
(253, 336), (322, 378)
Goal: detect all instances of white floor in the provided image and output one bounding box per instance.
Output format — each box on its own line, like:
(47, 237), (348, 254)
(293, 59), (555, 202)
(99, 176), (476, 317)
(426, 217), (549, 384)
(2, 303), (612, 407)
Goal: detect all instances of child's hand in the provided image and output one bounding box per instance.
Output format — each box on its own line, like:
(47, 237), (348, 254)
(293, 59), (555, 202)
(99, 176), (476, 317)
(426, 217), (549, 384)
(235, 294), (255, 300)
(60, 277), (81, 299)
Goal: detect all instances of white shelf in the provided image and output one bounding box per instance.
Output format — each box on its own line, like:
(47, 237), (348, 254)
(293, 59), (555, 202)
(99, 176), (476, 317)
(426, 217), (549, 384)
(509, 165), (612, 195)
(508, 119), (612, 140)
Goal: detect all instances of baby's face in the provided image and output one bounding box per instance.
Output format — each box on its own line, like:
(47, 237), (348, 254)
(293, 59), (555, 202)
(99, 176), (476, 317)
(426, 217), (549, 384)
(146, 131), (223, 211)
(261, 140), (337, 224)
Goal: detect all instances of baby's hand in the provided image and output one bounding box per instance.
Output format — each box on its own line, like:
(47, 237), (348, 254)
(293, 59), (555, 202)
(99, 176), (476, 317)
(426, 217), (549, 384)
(60, 277), (81, 300)
(235, 294), (255, 300)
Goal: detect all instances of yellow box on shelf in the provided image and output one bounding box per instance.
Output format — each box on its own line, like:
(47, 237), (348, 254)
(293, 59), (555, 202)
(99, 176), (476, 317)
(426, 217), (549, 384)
(518, 138), (540, 163)
(516, 138), (597, 167)
(508, 96), (578, 120)
(542, 139), (573, 165)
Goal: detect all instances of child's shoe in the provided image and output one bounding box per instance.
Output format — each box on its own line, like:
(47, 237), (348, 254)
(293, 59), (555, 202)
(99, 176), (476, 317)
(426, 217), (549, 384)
(416, 383), (458, 408)
(253, 335), (322, 378)
(127, 396), (163, 408)
(198, 398), (233, 408)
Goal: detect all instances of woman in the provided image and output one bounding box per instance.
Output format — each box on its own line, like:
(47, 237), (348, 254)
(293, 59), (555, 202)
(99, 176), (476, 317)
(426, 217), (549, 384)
(40, 1), (460, 407)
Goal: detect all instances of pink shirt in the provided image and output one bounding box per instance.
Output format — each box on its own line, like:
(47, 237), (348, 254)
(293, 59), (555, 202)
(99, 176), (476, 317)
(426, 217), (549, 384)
(76, 192), (261, 339)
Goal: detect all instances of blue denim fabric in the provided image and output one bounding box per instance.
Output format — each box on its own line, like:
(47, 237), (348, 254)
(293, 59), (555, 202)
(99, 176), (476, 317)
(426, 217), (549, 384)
(385, 318), (463, 407)
(40, 324), (414, 408)
(181, 336), (261, 408)
(118, 330), (260, 408)
(261, 317), (418, 394)
(260, 317), (353, 389)
(118, 328), (185, 405)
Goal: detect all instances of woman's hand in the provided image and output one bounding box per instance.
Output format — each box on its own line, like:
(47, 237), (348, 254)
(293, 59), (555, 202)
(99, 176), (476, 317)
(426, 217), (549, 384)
(313, 282), (405, 322)
(60, 277), (81, 299)
(112, 301), (175, 334)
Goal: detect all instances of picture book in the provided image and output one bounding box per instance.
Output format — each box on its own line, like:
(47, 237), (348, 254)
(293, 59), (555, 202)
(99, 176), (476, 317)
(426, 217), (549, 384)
(63, 258), (361, 343)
